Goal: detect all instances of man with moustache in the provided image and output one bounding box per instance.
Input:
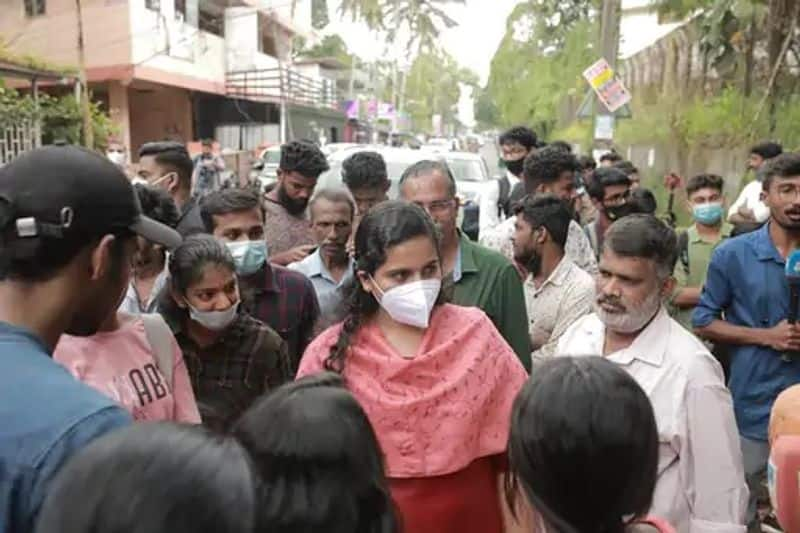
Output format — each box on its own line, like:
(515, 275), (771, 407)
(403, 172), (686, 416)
(511, 194), (594, 363)
(289, 188), (355, 323)
(556, 214), (747, 532)
(263, 141), (329, 266)
(399, 160), (531, 370)
(694, 152), (800, 532)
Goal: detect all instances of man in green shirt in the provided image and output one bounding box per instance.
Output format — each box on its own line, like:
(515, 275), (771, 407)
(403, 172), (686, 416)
(399, 160), (531, 370)
(671, 174), (733, 330)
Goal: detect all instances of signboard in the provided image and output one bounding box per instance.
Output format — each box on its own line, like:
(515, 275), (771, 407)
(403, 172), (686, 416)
(594, 114), (615, 140)
(583, 58), (631, 113)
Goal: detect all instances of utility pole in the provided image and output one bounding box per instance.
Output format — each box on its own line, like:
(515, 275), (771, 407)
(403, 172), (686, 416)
(75, 0), (93, 148)
(593, 0), (621, 150)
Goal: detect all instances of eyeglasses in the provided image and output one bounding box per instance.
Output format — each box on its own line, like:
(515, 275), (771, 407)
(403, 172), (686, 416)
(415, 199), (456, 214)
(775, 184), (800, 202)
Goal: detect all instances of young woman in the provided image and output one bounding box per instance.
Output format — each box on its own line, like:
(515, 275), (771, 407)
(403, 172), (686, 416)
(55, 183), (199, 424)
(35, 423), (258, 533)
(120, 184), (178, 314)
(160, 235), (291, 430)
(297, 201), (528, 533)
(233, 372), (399, 533)
(508, 357), (674, 533)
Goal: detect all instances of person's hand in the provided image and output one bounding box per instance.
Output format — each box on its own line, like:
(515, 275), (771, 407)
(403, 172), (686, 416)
(761, 320), (800, 352)
(346, 239), (355, 258)
(271, 244), (315, 266)
(738, 205), (755, 220)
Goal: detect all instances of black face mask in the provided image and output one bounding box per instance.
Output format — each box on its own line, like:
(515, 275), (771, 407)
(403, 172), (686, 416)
(505, 158), (525, 177)
(604, 202), (636, 221)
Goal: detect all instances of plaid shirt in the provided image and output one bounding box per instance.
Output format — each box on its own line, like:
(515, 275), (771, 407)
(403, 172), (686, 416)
(172, 312), (290, 431)
(240, 263), (320, 372)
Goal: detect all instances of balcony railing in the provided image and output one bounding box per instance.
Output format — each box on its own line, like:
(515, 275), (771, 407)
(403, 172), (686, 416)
(226, 67), (338, 110)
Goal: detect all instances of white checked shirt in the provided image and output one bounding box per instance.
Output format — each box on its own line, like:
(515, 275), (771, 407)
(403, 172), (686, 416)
(479, 216), (598, 275)
(556, 308), (748, 533)
(525, 257), (594, 362)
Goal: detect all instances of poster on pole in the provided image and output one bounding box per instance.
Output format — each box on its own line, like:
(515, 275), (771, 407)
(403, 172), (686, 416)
(582, 58), (631, 113)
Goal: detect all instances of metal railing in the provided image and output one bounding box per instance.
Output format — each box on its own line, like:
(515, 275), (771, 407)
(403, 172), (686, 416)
(226, 67), (338, 109)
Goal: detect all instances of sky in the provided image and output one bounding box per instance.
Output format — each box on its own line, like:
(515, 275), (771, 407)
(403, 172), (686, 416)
(325, 0), (518, 85)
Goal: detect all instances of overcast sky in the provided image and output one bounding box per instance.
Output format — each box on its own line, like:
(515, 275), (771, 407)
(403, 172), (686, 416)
(325, 0), (519, 85)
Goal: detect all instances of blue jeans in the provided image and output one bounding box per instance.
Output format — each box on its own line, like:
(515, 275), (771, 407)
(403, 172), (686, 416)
(740, 436), (770, 532)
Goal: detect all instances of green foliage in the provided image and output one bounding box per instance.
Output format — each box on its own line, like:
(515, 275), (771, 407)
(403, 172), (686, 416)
(474, 86), (499, 129)
(0, 84), (115, 149)
(311, 0), (330, 30)
(297, 35), (353, 65)
(404, 50), (465, 132)
(338, 0), (464, 52)
(485, 1), (596, 136)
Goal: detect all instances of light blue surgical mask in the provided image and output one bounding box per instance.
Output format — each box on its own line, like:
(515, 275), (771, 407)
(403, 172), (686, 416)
(189, 301), (239, 331)
(226, 240), (268, 276)
(693, 202), (724, 225)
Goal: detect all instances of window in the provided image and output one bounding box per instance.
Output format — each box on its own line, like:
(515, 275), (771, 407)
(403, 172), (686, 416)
(145, 0), (160, 11)
(24, 0), (45, 17)
(174, 0), (185, 20)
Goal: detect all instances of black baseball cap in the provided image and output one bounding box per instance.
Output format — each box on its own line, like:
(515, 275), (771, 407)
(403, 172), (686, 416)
(0, 144), (182, 249)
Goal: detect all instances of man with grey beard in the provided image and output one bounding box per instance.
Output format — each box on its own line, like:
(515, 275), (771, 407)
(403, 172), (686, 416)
(555, 214), (747, 533)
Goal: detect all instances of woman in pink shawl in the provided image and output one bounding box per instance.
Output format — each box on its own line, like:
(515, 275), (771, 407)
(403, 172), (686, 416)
(297, 201), (528, 533)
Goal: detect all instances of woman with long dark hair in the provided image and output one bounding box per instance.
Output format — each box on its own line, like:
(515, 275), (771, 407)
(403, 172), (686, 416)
(159, 235), (291, 430)
(297, 201), (528, 533)
(508, 357), (674, 533)
(35, 423), (258, 533)
(233, 372), (399, 533)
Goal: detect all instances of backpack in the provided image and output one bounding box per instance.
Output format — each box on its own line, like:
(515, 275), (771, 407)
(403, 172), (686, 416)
(496, 175), (511, 218)
(140, 313), (175, 391)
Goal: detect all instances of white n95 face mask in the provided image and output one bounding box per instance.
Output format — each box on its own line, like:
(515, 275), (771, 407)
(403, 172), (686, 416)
(371, 277), (441, 329)
(188, 301), (239, 331)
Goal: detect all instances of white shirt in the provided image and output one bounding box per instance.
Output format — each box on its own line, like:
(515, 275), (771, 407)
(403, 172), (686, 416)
(525, 257), (594, 362)
(478, 170), (521, 234)
(727, 181), (769, 223)
(479, 216), (599, 275)
(556, 309), (748, 533)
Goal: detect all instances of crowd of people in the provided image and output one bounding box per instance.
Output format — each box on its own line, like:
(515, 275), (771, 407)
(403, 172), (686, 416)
(1, 126), (799, 533)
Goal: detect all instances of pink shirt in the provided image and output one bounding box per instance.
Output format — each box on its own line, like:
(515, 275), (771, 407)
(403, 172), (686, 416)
(55, 316), (201, 424)
(298, 304), (528, 478)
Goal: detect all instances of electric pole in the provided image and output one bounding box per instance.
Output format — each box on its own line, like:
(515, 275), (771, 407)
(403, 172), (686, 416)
(75, 0), (93, 148)
(593, 0), (621, 149)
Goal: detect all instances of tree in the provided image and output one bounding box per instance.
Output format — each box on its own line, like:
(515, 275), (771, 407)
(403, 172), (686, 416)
(403, 49), (470, 132)
(484, 1), (596, 137)
(338, 0), (464, 52)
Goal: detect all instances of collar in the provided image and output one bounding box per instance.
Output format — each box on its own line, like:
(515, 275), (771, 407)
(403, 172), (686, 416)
(688, 222), (733, 244)
(506, 170), (521, 186)
(456, 231), (479, 279)
(606, 307), (670, 368)
(177, 195), (197, 221)
(242, 262), (280, 294)
(751, 222), (784, 263)
(529, 256), (572, 293)
(304, 249), (355, 284)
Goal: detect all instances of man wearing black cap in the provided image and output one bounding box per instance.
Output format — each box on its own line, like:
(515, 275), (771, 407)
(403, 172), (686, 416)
(137, 141), (204, 237)
(0, 145), (181, 533)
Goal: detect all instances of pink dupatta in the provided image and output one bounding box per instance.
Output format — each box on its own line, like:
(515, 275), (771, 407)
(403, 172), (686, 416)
(297, 304), (528, 478)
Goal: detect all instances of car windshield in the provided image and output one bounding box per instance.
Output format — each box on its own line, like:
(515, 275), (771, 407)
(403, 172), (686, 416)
(446, 158), (487, 182)
(264, 149), (281, 164)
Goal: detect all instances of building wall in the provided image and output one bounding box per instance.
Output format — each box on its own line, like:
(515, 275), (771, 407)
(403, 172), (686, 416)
(128, 83), (193, 153)
(129, 0), (227, 90)
(0, 0), (132, 68)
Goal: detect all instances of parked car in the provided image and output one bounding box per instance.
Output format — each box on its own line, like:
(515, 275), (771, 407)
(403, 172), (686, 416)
(250, 145), (282, 190)
(444, 152), (492, 205)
